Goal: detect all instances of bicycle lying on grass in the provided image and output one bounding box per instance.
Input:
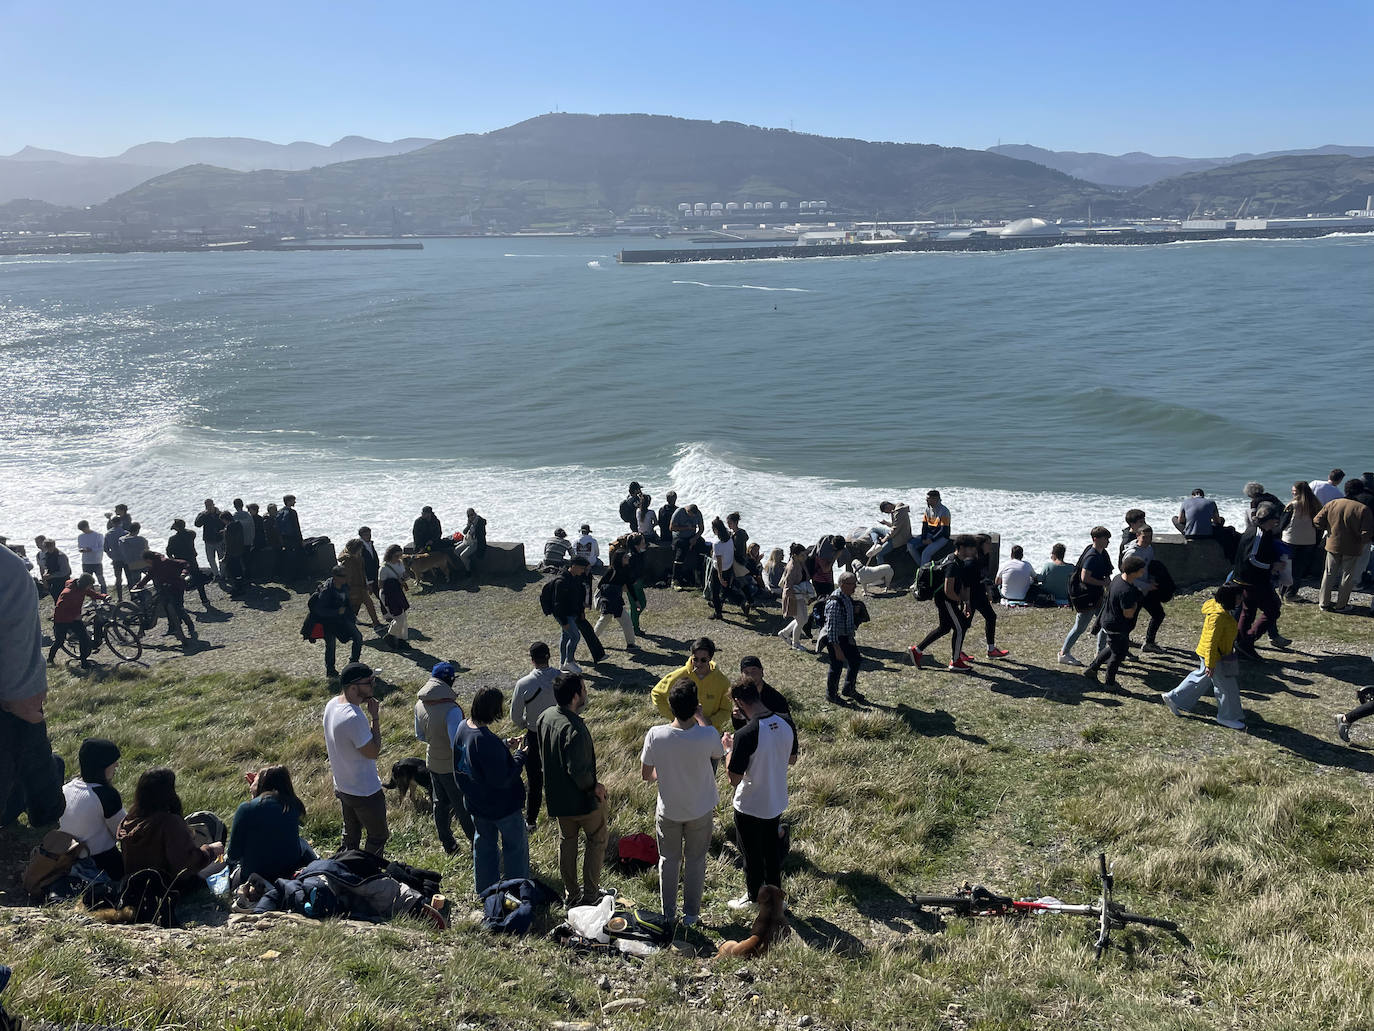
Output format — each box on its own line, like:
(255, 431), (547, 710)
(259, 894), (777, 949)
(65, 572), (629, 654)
(59, 597), (144, 663)
(912, 853), (1179, 960)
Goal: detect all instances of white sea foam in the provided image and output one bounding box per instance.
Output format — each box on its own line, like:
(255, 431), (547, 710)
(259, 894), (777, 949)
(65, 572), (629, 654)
(587, 260), (603, 269)
(670, 281), (812, 292)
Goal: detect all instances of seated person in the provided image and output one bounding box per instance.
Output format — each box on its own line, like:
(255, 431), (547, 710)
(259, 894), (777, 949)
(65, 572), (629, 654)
(117, 768), (225, 891)
(59, 738), (126, 881)
(226, 765), (315, 885)
(994, 545), (1036, 604)
(1037, 543), (1074, 605)
(543, 528), (574, 570)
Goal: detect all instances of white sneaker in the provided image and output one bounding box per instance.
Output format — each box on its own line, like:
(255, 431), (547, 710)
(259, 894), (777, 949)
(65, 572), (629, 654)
(1058, 652), (1083, 667)
(1160, 692), (1183, 718)
(726, 893), (755, 911)
(562, 660), (582, 674)
(1215, 717), (1246, 731)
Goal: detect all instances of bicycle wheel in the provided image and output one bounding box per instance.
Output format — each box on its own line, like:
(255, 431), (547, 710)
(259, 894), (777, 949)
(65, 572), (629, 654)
(911, 895), (976, 916)
(106, 622), (143, 661)
(58, 630), (84, 659)
(1114, 910), (1178, 932)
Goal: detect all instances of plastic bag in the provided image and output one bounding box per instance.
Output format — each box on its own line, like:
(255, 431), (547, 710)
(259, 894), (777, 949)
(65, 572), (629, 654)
(566, 894), (615, 943)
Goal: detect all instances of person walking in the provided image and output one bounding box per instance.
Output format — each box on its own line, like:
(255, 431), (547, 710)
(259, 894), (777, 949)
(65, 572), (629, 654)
(307, 565), (364, 679)
(136, 551), (197, 644)
(909, 535), (980, 672)
(723, 678), (797, 910)
(358, 526), (381, 597)
(1313, 480), (1374, 611)
(551, 555), (591, 672)
(625, 533), (649, 636)
(166, 519), (210, 608)
(1122, 525), (1167, 652)
(322, 663), (388, 854)
(511, 642), (559, 832)
(535, 673), (608, 908)
(75, 521), (106, 592)
(1058, 528), (1113, 665)
(640, 679), (725, 926)
(339, 539), (384, 629)
(48, 573), (105, 667)
(593, 536), (638, 649)
(454, 687), (530, 894)
(966, 534), (1010, 660)
(776, 543), (813, 650)
(821, 570), (863, 701)
(378, 545), (411, 650)
(1161, 584), (1245, 730)
(413, 661), (474, 855)
(1231, 503), (1288, 658)
(194, 499), (224, 579)
(1082, 555), (1147, 688)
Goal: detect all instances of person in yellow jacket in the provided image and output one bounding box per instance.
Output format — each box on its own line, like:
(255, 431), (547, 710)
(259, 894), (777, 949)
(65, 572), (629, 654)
(651, 637), (734, 732)
(1160, 583), (1245, 730)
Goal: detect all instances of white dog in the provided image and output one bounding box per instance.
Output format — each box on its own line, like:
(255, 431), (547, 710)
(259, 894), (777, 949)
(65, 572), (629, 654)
(854, 564), (894, 595)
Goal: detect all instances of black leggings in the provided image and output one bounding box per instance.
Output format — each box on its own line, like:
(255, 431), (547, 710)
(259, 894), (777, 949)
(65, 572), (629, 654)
(1344, 699), (1374, 726)
(917, 595), (968, 661)
(1140, 594), (1166, 644)
(1087, 631), (1131, 680)
(968, 589), (997, 648)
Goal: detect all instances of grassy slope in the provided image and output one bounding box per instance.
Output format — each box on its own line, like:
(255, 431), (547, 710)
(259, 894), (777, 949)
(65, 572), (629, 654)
(3, 576), (1374, 1031)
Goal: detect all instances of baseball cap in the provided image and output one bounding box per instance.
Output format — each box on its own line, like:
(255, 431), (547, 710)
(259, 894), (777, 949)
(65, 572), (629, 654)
(339, 662), (374, 686)
(739, 655), (763, 672)
(171, 518), (186, 529)
(580, 524), (591, 533)
(431, 661), (458, 682)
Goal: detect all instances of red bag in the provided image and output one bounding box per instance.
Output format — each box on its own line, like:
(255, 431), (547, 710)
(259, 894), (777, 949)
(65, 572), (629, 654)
(616, 833), (658, 871)
(309, 622), (325, 641)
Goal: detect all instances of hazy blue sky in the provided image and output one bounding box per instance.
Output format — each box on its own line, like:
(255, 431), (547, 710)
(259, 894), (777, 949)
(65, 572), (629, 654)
(3, 0), (1370, 157)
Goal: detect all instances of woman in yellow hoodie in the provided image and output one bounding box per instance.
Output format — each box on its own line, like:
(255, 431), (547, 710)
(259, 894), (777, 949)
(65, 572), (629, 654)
(1160, 583), (1245, 730)
(651, 637), (734, 732)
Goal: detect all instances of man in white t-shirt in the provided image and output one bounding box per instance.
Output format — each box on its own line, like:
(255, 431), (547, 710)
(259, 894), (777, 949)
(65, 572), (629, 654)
(322, 662), (388, 854)
(75, 520), (107, 591)
(640, 678), (725, 925)
(995, 545), (1036, 603)
(574, 525), (602, 571)
(723, 678), (797, 910)
(1311, 468), (1344, 508)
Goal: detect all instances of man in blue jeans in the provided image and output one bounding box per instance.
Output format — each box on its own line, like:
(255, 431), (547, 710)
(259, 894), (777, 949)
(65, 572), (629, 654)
(552, 555), (591, 672)
(1059, 527), (1114, 666)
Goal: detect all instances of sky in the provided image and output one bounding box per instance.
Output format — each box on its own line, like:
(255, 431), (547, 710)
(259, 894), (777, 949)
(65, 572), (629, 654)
(3, 0), (1371, 158)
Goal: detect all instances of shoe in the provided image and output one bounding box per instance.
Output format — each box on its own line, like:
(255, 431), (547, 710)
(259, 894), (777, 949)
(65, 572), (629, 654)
(1082, 667), (1099, 683)
(826, 689), (841, 704)
(741, 604), (751, 618)
(1268, 634), (1292, 648)
(842, 684), (860, 698)
(562, 660), (582, 674)
(1160, 692), (1183, 718)
(1233, 644), (1263, 662)
(1058, 652), (1083, 667)
(680, 914), (700, 927)
(986, 647), (1009, 658)
(707, 612), (721, 620)
(727, 893), (756, 911)
(525, 821), (537, 835)
(1216, 718), (1246, 731)
(1103, 678), (1121, 689)
(1142, 642), (1164, 654)
(948, 658), (972, 673)
(959, 652), (975, 663)
(1335, 714), (1351, 742)
(908, 646), (923, 667)
(326, 669), (340, 679)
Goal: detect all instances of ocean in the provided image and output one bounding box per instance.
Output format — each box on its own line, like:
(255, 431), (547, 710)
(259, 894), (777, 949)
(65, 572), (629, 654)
(2, 235), (1370, 565)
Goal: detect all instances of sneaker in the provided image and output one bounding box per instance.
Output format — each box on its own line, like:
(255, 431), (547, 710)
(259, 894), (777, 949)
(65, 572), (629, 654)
(1215, 718), (1246, 731)
(1103, 678), (1121, 689)
(908, 646), (924, 667)
(1160, 692), (1183, 718)
(1141, 642), (1164, 654)
(1058, 652), (1083, 667)
(1335, 714), (1351, 742)
(1082, 667), (1099, 683)
(562, 660), (582, 674)
(727, 893), (756, 911)
(680, 914), (700, 927)
(986, 647), (1009, 658)
(948, 658), (972, 673)
(959, 652), (975, 663)
(1233, 644), (1263, 662)
(1268, 634), (1292, 649)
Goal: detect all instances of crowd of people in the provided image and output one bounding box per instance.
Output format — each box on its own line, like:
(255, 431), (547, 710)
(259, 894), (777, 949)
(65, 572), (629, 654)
(1, 467), (1372, 936)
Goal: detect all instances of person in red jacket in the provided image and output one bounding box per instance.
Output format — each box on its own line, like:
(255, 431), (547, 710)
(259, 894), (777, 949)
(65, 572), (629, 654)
(48, 573), (106, 667)
(136, 551), (197, 644)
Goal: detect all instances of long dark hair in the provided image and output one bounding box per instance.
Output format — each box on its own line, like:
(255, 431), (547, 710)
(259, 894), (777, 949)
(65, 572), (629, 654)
(127, 767), (183, 820)
(251, 764), (306, 818)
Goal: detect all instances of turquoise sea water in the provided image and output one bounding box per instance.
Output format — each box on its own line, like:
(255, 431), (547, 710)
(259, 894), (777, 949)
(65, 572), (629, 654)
(2, 235), (1370, 560)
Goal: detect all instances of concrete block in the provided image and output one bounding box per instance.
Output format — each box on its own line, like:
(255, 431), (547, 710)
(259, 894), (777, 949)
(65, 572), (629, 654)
(305, 538), (337, 579)
(479, 542), (526, 579)
(1152, 534), (1231, 591)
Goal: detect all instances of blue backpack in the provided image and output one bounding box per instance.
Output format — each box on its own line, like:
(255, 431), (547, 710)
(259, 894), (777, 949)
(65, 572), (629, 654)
(480, 877), (558, 934)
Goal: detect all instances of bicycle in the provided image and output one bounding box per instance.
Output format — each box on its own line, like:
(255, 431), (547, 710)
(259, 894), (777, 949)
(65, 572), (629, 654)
(911, 853), (1179, 960)
(121, 585), (160, 633)
(59, 597), (144, 663)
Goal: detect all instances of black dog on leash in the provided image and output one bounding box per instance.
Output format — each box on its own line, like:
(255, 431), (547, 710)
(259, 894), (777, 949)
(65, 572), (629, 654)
(382, 757), (433, 807)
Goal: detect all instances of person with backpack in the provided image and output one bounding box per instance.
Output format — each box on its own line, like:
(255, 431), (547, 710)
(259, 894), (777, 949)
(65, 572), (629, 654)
(414, 662), (474, 855)
(544, 555), (591, 672)
(1058, 527), (1114, 666)
(307, 565), (364, 678)
(776, 543), (814, 650)
(908, 535), (981, 672)
(59, 738), (126, 880)
(1231, 503), (1289, 659)
(619, 481), (643, 534)
(640, 678), (725, 927)
(1161, 583), (1246, 730)
(535, 673), (608, 908)
(454, 687), (529, 894)
(511, 642), (559, 832)
(193, 499), (224, 579)
(1081, 555), (1148, 688)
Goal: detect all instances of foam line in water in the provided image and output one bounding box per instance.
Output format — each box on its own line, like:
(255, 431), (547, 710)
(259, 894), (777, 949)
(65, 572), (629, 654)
(670, 281), (812, 292)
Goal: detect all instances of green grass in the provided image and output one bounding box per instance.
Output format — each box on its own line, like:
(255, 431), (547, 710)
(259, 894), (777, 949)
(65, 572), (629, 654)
(4, 579), (1374, 1030)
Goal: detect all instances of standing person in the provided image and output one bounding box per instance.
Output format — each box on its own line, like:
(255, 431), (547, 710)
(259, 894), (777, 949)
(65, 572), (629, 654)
(651, 637), (735, 732)
(1058, 528), (1114, 666)
(413, 662), (473, 855)
(231, 499), (255, 550)
(136, 551), (197, 643)
(776, 543), (813, 650)
(550, 555), (591, 672)
(378, 545), (411, 650)
(194, 499), (224, 579)
(1231, 503), (1288, 659)
(247, 503), (268, 553)
(221, 511), (247, 597)
(995, 545), (1036, 604)
(535, 673), (608, 908)
(821, 570), (863, 701)
(723, 678), (797, 910)
(0, 543), (66, 832)
(1172, 489), (1224, 538)
(868, 500), (914, 566)
(1242, 482), (1282, 532)
(120, 523), (150, 591)
(574, 524), (602, 572)
(669, 502), (697, 589)
(453, 687), (530, 894)
(48, 573), (105, 667)
(76, 521), (106, 591)
(263, 504), (284, 567)
(307, 566), (364, 679)
(593, 536), (637, 649)
(59, 738), (126, 880)
(1082, 556), (1147, 688)
(909, 535), (980, 672)
(707, 517), (748, 620)
(619, 481), (644, 534)
(916, 490), (952, 565)
(1310, 469), (1345, 508)
(1161, 584), (1245, 730)
(625, 533), (649, 636)
(103, 519), (130, 601)
(322, 663), (388, 855)
(1282, 481), (1322, 598)
(1122, 526), (1167, 652)
(734, 656), (792, 728)
(412, 506), (443, 552)
(166, 519), (210, 608)
(657, 491), (678, 555)
(1313, 480), (1374, 611)
(455, 508), (487, 577)
(636, 494), (658, 543)
(640, 679), (724, 926)
(511, 643), (559, 832)
(966, 535), (1010, 659)
(40, 539), (71, 601)
(277, 496), (304, 581)
(357, 526), (380, 596)
(339, 539), (384, 629)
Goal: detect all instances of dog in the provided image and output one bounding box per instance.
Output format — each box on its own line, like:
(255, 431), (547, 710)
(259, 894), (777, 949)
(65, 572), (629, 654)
(854, 563), (894, 596)
(403, 551), (451, 589)
(382, 758), (433, 808)
(716, 884), (789, 959)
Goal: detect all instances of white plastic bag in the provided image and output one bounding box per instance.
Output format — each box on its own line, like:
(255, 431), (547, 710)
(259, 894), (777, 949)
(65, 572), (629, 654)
(566, 894), (615, 943)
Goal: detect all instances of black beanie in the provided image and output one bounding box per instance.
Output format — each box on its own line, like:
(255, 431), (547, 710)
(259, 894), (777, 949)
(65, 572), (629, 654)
(78, 738), (121, 784)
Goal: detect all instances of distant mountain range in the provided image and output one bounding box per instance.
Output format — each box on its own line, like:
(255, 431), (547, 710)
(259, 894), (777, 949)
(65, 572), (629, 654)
(988, 143), (1374, 189)
(0, 136), (437, 206)
(1131, 154), (1374, 217)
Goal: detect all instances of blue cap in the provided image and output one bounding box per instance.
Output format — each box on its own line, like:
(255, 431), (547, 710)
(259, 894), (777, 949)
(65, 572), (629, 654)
(431, 661), (458, 682)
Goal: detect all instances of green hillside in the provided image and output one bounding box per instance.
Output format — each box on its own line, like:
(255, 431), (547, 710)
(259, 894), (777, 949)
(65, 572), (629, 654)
(1130, 154), (1374, 217)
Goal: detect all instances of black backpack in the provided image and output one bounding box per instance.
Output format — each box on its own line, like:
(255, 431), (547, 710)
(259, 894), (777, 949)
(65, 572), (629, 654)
(1067, 546), (1105, 612)
(538, 577), (558, 616)
(914, 553), (956, 601)
(618, 496), (637, 524)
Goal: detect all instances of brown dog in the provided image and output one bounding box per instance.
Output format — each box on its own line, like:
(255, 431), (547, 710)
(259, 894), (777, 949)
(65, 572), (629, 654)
(403, 551), (450, 589)
(716, 884), (788, 959)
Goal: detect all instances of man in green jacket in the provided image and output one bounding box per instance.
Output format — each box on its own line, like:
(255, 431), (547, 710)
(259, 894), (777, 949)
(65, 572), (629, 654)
(534, 673), (608, 907)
